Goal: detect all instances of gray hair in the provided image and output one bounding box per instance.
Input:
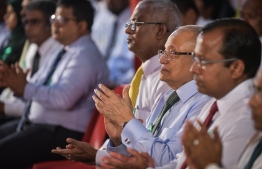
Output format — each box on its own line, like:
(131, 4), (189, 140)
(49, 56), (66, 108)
(139, 0), (181, 35)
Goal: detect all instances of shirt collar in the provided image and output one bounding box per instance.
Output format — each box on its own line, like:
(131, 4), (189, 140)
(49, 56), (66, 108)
(66, 34), (91, 49)
(164, 80), (198, 103)
(217, 79), (253, 117)
(141, 54), (161, 78)
(38, 37), (60, 56)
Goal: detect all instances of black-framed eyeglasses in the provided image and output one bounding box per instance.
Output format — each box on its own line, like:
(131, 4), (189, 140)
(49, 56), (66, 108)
(158, 49), (193, 61)
(192, 53), (237, 70)
(50, 14), (77, 25)
(125, 21), (165, 31)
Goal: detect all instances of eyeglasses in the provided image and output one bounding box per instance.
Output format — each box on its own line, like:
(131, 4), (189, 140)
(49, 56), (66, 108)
(23, 18), (43, 26)
(192, 53), (237, 70)
(125, 21), (165, 31)
(50, 14), (77, 25)
(158, 49), (193, 61)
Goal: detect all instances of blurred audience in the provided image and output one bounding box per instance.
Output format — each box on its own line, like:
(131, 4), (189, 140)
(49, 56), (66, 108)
(0, 0), (61, 123)
(0, 0), (26, 65)
(92, 0), (134, 87)
(240, 0), (262, 43)
(0, 0), (10, 51)
(0, 0), (108, 168)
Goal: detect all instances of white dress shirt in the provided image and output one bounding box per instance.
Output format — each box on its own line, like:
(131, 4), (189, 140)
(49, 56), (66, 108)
(1, 37), (61, 117)
(135, 55), (171, 125)
(206, 132), (262, 169)
(24, 34), (109, 133)
(91, 1), (134, 85)
(157, 79), (256, 169)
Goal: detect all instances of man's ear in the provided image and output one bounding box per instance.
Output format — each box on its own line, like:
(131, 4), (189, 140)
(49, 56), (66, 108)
(78, 21), (88, 33)
(156, 24), (169, 40)
(230, 59), (245, 79)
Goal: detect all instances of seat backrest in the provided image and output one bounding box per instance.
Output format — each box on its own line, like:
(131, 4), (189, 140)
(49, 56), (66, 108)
(89, 113), (106, 149)
(81, 108), (99, 142)
(88, 85), (125, 149)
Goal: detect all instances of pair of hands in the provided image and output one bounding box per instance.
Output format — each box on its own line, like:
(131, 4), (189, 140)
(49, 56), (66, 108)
(181, 120), (222, 169)
(52, 138), (155, 169)
(92, 84), (135, 146)
(52, 138), (98, 165)
(0, 61), (27, 96)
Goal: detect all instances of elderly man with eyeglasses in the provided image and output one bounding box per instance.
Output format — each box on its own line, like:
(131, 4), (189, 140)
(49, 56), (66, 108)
(0, 0), (108, 168)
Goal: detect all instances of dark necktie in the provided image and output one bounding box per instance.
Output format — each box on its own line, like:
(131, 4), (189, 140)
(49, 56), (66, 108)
(180, 101), (218, 169)
(244, 139), (262, 169)
(104, 20), (118, 61)
(31, 51), (40, 77)
(16, 48), (66, 132)
(151, 91), (180, 136)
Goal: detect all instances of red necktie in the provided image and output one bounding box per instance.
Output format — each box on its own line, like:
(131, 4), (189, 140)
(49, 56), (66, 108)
(180, 101), (218, 169)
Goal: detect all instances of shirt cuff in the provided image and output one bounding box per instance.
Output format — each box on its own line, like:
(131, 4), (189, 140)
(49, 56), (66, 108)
(95, 149), (110, 166)
(121, 118), (149, 148)
(107, 139), (129, 156)
(205, 163), (223, 169)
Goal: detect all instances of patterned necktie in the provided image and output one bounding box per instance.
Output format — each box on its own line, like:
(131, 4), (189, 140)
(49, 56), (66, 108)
(31, 51), (40, 77)
(180, 101), (218, 169)
(244, 139), (262, 169)
(129, 66), (143, 108)
(16, 48), (66, 132)
(152, 91), (180, 136)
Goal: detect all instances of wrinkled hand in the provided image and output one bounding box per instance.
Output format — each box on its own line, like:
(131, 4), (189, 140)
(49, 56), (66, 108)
(181, 120), (222, 169)
(101, 148), (155, 169)
(0, 61), (28, 96)
(104, 117), (122, 146)
(92, 84), (134, 126)
(51, 138), (98, 164)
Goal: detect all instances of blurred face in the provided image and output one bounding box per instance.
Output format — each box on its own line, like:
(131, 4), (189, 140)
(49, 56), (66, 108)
(4, 5), (17, 30)
(20, 0), (31, 20)
(51, 6), (82, 46)
(125, 3), (160, 62)
(159, 29), (194, 89)
(24, 10), (51, 46)
(240, 0), (262, 36)
(249, 69), (262, 130)
(106, 0), (129, 15)
(190, 30), (234, 99)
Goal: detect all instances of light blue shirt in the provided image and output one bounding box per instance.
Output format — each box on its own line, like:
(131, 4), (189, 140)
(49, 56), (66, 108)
(107, 80), (211, 167)
(24, 34), (109, 133)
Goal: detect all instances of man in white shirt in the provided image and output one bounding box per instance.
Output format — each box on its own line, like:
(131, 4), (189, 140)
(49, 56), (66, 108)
(178, 67), (262, 169)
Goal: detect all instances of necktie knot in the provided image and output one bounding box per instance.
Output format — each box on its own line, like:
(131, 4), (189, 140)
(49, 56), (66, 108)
(152, 91), (179, 136)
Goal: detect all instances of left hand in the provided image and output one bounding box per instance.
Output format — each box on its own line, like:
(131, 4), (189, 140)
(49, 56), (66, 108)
(92, 84), (134, 126)
(104, 117), (122, 146)
(0, 61), (28, 96)
(51, 138), (98, 164)
(100, 148), (155, 169)
(181, 120), (222, 169)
